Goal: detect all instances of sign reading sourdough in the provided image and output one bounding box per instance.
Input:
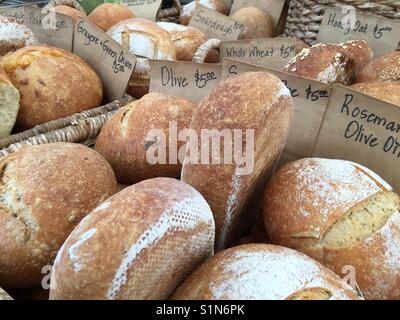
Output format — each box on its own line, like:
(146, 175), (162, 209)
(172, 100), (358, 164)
(313, 85), (400, 191)
(317, 7), (400, 56)
(222, 58), (331, 164)
(24, 6), (74, 51)
(0, 6), (25, 21)
(188, 5), (245, 41)
(149, 60), (222, 102)
(220, 37), (297, 69)
(122, 0), (163, 21)
(73, 18), (136, 101)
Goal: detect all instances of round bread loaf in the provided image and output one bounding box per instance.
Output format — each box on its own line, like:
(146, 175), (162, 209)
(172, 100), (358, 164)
(157, 22), (219, 62)
(49, 177), (215, 300)
(88, 3), (135, 32)
(180, 0), (229, 26)
(0, 287), (12, 300)
(171, 244), (361, 300)
(0, 67), (20, 138)
(95, 93), (195, 184)
(283, 44), (355, 85)
(336, 40), (373, 76)
(181, 72), (293, 251)
(0, 45), (103, 130)
(0, 17), (39, 57)
(0, 143), (118, 288)
(107, 18), (177, 99)
(262, 158), (400, 300)
(230, 7), (273, 40)
(51, 5), (87, 22)
(355, 51), (400, 83)
(295, 40), (310, 54)
(350, 82), (400, 106)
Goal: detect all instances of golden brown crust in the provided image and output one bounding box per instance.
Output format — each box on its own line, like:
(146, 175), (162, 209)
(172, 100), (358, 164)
(88, 3), (135, 32)
(355, 51), (400, 83)
(0, 45), (103, 130)
(350, 82), (400, 106)
(95, 93), (195, 184)
(295, 40), (310, 55)
(51, 5), (87, 22)
(180, 0), (229, 26)
(0, 67), (20, 138)
(230, 7), (273, 40)
(0, 143), (118, 288)
(335, 40), (373, 76)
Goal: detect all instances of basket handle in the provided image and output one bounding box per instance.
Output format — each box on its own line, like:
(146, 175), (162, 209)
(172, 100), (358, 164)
(44, 0), (85, 13)
(157, 0), (182, 20)
(192, 38), (221, 64)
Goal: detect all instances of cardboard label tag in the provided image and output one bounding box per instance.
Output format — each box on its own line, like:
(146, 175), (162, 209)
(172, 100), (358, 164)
(188, 5), (245, 41)
(313, 85), (400, 192)
(122, 0), (163, 21)
(220, 37), (297, 69)
(317, 7), (400, 57)
(230, 0), (286, 28)
(222, 58), (332, 164)
(0, 6), (25, 21)
(73, 18), (137, 101)
(24, 6), (74, 51)
(149, 60), (222, 103)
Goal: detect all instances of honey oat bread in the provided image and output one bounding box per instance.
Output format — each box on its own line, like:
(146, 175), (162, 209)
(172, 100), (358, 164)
(355, 51), (400, 83)
(0, 45), (103, 130)
(180, 0), (229, 26)
(107, 18), (177, 99)
(0, 287), (12, 300)
(171, 244), (361, 300)
(88, 3), (135, 32)
(95, 93), (195, 184)
(350, 82), (400, 106)
(49, 178), (215, 300)
(181, 72), (293, 251)
(0, 67), (20, 138)
(0, 143), (118, 288)
(262, 158), (400, 300)
(335, 40), (373, 76)
(230, 7), (273, 40)
(50, 5), (87, 22)
(283, 43), (355, 85)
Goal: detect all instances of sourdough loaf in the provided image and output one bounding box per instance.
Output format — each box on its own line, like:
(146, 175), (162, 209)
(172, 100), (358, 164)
(0, 67), (20, 138)
(171, 244), (361, 300)
(262, 158), (400, 300)
(350, 82), (400, 106)
(355, 51), (400, 83)
(0, 143), (118, 288)
(230, 7), (273, 40)
(180, 0), (229, 26)
(88, 3), (135, 32)
(50, 178), (215, 300)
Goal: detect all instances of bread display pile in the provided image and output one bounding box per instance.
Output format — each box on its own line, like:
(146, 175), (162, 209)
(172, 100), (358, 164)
(0, 0), (399, 301)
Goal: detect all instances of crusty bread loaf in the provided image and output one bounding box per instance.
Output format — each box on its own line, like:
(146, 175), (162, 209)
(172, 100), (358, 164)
(171, 244), (361, 300)
(51, 5), (87, 22)
(295, 40), (310, 54)
(230, 7), (273, 40)
(0, 287), (12, 300)
(283, 44), (355, 85)
(107, 18), (177, 99)
(157, 22), (219, 62)
(50, 178), (215, 300)
(0, 67), (20, 138)
(262, 158), (400, 300)
(180, 0), (229, 26)
(181, 72), (293, 251)
(335, 40), (373, 76)
(355, 51), (400, 83)
(0, 45), (103, 130)
(0, 17), (39, 57)
(0, 143), (118, 288)
(88, 3), (135, 32)
(350, 82), (400, 106)
(95, 93), (195, 184)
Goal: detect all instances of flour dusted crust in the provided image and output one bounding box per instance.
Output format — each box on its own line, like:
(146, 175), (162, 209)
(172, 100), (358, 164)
(50, 178), (215, 300)
(181, 72), (293, 251)
(355, 51), (400, 83)
(0, 287), (12, 300)
(88, 3), (135, 32)
(171, 244), (361, 300)
(180, 0), (229, 26)
(0, 143), (118, 288)
(350, 82), (400, 106)
(336, 40), (373, 76)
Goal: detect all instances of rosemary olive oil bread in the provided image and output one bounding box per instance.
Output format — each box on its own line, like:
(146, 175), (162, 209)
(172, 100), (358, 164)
(0, 67), (20, 138)
(0, 143), (118, 288)
(262, 158), (400, 300)
(50, 178), (215, 300)
(355, 51), (400, 83)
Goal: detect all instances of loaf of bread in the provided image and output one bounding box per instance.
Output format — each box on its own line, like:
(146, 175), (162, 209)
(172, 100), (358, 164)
(295, 40), (310, 54)
(51, 5), (87, 22)
(88, 3), (135, 32)
(0, 143), (118, 288)
(107, 18), (177, 99)
(50, 178), (215, 300)
(180, 0), (229, 26)
(350, 82), (400, 106)
(181, 72), (293, 251)
(157, 22), (219, 62)
(230, 7), (273, 40)
(262, 158), (400, 300)
(95, 93), (195, 184)
(0, 67), (20, 138)
(283, 44), (355, 85)
(355, 51), (400, 83)
(0, 287), (12, 300)
(0, 45), (103, 130)
(0, 17), (39, 57)
(336, 40), (373, 76)
(171, 244), (361, 300)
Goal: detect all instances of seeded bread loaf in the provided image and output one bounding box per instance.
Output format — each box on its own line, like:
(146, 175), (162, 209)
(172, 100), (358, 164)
(88, 3), (135, 32)
(171, 244), (361, 300)
(355, 51), (400, 83)
(230, 7), (273, 40)
(180, 0), (229, 26)
(0, 67), (20, 138)
(262, 158), (400, 300)
(50, 178), (215, 300)
(0, 287), (12, 300)
(350, 82), (400, 106)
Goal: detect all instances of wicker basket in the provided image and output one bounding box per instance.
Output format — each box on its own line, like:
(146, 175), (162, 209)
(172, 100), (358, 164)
(284, 0), (400, 45)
